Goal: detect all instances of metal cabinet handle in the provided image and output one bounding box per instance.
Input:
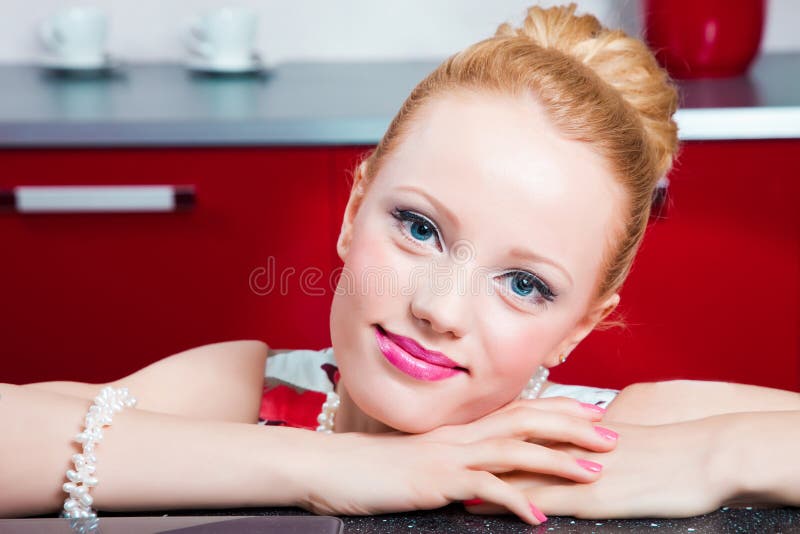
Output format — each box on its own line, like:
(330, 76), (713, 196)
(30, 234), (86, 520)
(0, 185), (195, 213)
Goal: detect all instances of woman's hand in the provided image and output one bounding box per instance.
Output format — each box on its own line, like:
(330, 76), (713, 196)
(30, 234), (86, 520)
(296, 398), (617, 526)
(465, 416), (731, 519)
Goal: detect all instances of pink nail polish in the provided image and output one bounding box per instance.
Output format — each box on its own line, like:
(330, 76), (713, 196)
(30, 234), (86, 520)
(462, 498), (484, 506)
(529, 502), (548, 523)
(580, 402), (606, 415)
(577, 459), (603, 472)
(595, 426), (618, 440)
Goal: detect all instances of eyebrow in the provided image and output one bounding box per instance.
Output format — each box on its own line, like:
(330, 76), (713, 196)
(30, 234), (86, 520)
(394, 185), (461, 228)
(393, 185), (572, 287)
(509, 247), (573, 287)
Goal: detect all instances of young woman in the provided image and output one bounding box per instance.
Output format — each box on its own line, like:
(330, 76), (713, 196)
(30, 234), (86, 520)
(2, 3), (798, 526)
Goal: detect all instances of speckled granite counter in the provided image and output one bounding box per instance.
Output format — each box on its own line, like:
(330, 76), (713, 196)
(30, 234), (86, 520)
(30, 504), (800, 533)
(0, 52), (798, 147)
(18, 505), (788, 534)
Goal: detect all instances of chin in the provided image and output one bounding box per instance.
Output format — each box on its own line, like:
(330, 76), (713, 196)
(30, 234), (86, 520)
(343, 374), (449, 434)
(364, 396), (444, 434)
(391, 418), (441, 434)
(379, 405), (443, 434)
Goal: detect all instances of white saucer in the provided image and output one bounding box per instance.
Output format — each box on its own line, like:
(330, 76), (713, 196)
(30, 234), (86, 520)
(38, 53), (119, 72)
(186, 52), (266, 74)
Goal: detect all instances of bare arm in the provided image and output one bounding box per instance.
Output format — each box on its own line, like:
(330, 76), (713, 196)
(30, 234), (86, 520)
(0, 383), (312, 518)
(23, 340), (269, 423)
(476, 409), (800, 518)
(716, 410), (800, 507)
(2, 340), (305, 517)
(489, 380), (800, 516)
(2, 343), (617, 525)
(604, 379), (800, 425)
(601, 379), (800, 506)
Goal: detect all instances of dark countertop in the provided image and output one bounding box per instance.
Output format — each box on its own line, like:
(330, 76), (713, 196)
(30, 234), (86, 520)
(30, 504), (800, 533)
(0, 52), (798, 147)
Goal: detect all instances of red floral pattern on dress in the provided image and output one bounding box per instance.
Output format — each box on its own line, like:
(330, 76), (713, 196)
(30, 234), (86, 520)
(258, 362), (339, 430)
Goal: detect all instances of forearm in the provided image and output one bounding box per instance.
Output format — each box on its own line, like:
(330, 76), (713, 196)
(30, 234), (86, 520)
(0, 383), (314, 517)
(605, 380), (800, 425)
(715, 410), (800, 507)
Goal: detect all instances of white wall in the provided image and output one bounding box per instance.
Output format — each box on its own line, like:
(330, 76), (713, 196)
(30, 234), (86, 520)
(0, 0), (797, 64)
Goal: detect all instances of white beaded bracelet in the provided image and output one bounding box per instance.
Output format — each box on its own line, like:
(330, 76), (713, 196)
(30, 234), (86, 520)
(61, 386), (137, 520)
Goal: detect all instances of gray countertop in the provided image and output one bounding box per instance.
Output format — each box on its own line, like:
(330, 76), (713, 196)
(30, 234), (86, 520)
(221, 505), (800, 533)
(31, 503), (800, 533)
(0, 53), (798, 147)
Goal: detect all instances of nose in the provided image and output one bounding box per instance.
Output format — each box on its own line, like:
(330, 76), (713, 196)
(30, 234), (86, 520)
(409, 270), (469, 338)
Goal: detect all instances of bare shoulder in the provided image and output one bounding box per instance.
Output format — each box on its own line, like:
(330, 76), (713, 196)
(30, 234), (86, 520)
(605, 379), (800, 425)
(24, 340), (269, 424)
(109, 340), (269, 423)
(147, 340), (269, 374)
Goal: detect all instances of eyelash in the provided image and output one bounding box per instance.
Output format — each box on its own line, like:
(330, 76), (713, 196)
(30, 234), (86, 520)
(389, 207), (557, 307)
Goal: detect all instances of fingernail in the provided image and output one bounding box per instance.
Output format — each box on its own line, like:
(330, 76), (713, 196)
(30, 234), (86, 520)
(577, 459), (603, 472)
(595, 426), (618, 440)
(580, 402), (606, 415)
(529, 502), (548, 523)
(462, 498), (484, 506)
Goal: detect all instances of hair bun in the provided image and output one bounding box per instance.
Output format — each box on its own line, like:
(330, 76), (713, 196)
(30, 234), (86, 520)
(496, 3), (679, 180)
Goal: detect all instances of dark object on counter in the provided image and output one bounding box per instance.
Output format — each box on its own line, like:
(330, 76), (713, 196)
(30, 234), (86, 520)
(644, 0), (766, 79)
(0, 515), (344, 533)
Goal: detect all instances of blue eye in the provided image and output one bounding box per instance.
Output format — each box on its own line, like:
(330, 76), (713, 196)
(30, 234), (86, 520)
(410, 220), (434, 241)
(391, 209), (443, 250)
(511, 272), (535, 296)
(502, 271), (555, 303)
(390, 207), (557, 307)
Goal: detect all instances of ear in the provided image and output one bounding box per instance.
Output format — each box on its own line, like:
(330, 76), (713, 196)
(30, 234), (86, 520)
(336, 161), (369, 262)
(543, 292), (620, 368)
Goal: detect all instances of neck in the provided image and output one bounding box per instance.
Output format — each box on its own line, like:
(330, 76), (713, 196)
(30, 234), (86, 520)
(333, 382), (395, 434)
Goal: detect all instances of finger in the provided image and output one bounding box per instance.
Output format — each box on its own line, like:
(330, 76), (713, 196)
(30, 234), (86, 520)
(524, 483), (595, 517)
(466, 438), (604, 483)
(461, 406), (618, 452)
(464, 486), (587, 519)
(466, 471), (547, 526)
(496, 397), (607, 421)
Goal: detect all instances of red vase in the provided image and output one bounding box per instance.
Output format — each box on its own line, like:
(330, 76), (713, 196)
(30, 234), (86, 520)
(643, 0), (767, 79)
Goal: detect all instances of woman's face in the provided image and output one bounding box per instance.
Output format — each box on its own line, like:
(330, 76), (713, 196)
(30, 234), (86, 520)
(330, 89), (623, 433)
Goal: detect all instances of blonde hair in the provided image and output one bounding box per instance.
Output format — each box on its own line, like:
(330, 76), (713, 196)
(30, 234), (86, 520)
(352, 3), (680, 306)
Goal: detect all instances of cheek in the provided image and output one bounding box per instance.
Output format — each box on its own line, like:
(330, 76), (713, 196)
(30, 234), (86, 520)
(339, 214), (426, 313)
(488, 329), (547, 389)
(347, 231), (398, 308)
(330, 212), (406, 346)
(478, 307), (574, 392)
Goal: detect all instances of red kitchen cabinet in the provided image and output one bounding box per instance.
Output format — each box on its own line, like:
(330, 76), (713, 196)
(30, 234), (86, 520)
(3, 141), (798, 392)
(330, 142), (800, 391)
(557, 140), (800, 390)
(1, 147), (338, 384)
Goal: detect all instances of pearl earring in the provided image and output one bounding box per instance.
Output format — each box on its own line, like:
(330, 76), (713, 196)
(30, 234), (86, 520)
(518, 365), (549, 400)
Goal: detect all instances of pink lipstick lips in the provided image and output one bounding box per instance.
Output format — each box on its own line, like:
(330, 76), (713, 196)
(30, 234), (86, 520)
(374, 325), (467, 381)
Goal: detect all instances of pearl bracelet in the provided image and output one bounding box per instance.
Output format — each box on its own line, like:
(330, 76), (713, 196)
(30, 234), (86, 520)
(61, 386), (137, 520)
(316, 391), (340, 433)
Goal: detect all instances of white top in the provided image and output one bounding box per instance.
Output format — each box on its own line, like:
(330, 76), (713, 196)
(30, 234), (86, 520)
(266, 347), (619, 409)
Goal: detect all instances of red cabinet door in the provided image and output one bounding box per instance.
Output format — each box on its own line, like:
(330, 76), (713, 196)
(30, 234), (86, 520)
(558, 139), (800, 390)
(1, 147), (337, 384)
(5, 141), (797, 390)
(330, 142), (800, 391)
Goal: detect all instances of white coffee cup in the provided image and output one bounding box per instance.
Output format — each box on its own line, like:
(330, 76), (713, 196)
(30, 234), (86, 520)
(186, 7), (258, 67)
(40, 6), (108, 65)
